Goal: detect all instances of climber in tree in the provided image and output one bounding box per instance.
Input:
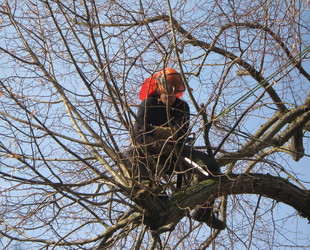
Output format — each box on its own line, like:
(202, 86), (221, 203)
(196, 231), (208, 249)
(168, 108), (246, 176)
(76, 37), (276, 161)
(131, 67), (226, 230)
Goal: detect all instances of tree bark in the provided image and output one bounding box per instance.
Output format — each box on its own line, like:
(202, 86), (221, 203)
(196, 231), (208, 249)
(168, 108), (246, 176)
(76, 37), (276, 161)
(136, 174), (310, 231)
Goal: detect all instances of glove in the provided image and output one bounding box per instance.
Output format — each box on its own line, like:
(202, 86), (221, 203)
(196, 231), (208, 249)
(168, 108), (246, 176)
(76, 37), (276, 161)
(153, 126), (177, 140)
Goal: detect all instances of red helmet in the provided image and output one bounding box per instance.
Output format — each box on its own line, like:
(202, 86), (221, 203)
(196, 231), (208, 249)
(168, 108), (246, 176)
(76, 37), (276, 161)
(139, 68), (185, 100)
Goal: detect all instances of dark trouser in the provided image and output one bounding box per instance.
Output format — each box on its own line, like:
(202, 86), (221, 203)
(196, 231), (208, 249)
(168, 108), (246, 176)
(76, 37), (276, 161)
(178, 144), (221, 176)
(121, 141), (226, 229)
(122, 141), (221, 184)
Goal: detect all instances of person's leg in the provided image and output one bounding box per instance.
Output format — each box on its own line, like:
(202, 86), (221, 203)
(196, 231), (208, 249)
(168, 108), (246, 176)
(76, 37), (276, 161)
(121, 147), (169, 201)
(191, 203), (226, 230)
(178, 145), (226, 230)
(121, 148), (150, 181)
(179, 145), (221, 178)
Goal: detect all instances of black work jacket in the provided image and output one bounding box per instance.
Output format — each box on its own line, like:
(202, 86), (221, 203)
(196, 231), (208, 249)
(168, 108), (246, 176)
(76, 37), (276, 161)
(133, 96), (190, 143)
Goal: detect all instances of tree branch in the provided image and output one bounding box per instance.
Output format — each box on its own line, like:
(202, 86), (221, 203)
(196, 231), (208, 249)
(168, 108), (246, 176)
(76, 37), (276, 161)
(165, 174), (310, 227)
(132, 173), (309, 232)
(218, 94), (310, 166)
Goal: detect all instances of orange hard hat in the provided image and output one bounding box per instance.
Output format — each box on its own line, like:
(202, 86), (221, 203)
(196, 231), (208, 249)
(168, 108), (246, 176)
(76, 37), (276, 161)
(139, 68), (185, 100)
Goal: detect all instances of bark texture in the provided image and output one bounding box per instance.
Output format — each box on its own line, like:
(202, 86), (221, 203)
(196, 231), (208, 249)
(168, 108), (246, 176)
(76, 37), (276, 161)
(134, 174), (310, 230)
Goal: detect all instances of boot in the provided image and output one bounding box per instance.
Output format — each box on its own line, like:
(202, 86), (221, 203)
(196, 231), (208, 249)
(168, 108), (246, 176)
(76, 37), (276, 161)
(192, 207), (226, 230)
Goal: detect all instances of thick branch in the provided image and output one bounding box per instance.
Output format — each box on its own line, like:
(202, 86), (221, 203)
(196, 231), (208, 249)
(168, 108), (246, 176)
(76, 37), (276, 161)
(165, 174), (310, 226)
(132, 174), (309, 232)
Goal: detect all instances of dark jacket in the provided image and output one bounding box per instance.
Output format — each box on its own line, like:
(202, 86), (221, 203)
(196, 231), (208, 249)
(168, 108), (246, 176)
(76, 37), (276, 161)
(134, 96), (190, 143)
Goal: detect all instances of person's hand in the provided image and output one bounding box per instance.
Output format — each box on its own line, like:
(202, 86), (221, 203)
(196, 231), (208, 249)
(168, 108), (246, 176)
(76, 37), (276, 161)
(153, 126), (177, 140)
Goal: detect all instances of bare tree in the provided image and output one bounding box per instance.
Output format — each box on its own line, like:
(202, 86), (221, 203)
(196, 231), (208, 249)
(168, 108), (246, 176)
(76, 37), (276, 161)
(0, 0), (309, 249)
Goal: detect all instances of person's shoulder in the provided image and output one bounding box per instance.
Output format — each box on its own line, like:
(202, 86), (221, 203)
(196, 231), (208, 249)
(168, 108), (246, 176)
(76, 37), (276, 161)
(175, 98), (189, 109)
(176, 97), (188, 106)
(138, 96), (159, 106)
(144, 96), (159, 104)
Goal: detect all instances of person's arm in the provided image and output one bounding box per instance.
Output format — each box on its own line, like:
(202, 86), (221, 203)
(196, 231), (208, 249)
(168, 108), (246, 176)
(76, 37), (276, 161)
(133, 99), (175, 142)
(133, 100), (148, 144)
(133, 101), (145, 132)
(171, 101), (190, 139)
(133, 98), (159, 143)
(153, 101), (190, 141)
